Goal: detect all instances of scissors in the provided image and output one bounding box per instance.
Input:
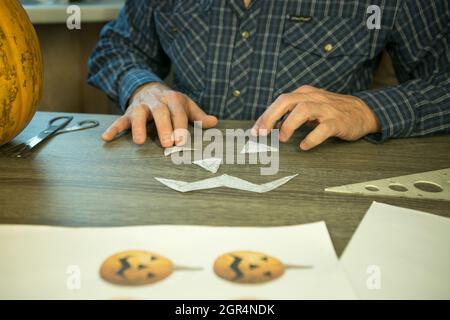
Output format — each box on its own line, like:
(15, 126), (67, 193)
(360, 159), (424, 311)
(2, 116), (99, 158)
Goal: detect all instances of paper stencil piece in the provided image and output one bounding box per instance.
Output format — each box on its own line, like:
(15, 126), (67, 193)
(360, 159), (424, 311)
(164, 146), (196, 156)
(240, 140), (279, 154)
(193, 158), (222, 173)
(156, 176), (223, 192)
(325, 168), (450, 201)
(155, 174), (298, 193)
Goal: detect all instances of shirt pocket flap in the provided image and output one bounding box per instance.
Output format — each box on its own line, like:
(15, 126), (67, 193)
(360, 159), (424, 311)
(154, 2), (204, 38)
(283, 16), (370, 58)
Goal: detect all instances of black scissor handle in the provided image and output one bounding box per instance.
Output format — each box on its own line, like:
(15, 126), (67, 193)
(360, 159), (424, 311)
(45, 116), (74, 134)
(74, 120), (100, 130)
(55, 119), (100, 134)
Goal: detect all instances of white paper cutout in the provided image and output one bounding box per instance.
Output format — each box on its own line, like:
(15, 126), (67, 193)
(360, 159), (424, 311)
(240, 140), (279, 154)
(155, 174), (298, 193)
(192, 157), (222, 173)
(164, 146), (196, 156)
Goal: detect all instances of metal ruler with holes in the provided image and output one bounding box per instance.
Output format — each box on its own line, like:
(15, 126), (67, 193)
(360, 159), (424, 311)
(325, 168), (450, 201)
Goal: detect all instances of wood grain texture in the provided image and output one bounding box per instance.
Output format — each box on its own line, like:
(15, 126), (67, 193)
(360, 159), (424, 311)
(1, 112), (449, 256)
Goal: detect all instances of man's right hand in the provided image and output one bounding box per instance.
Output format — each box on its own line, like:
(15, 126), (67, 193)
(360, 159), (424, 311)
(101, 83), (218, 147)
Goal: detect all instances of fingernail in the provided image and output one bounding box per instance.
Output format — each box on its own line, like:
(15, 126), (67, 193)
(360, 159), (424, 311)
(175, 136), (185, 146)
(300, 142), (308, 150)
(250, 127), (258, 136)
(162, 134), (173, 144)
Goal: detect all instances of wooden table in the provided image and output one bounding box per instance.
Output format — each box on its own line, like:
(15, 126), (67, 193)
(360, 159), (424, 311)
(1, 112), (449, 256)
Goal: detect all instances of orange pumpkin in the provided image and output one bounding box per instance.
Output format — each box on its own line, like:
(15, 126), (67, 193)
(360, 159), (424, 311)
(0, 0), (43, 146)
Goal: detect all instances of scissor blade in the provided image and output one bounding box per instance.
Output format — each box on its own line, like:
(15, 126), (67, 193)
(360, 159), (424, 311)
(25, 130), (56, 149)
(10, 116), (73, 158)
(16, 129), (60, 158)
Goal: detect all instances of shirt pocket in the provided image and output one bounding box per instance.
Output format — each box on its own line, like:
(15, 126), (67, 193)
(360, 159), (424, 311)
(154, 1), (209, 93)
(276, 15), (370, 95)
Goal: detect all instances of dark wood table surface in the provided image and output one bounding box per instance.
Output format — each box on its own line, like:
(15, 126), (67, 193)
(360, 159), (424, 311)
(0, 112), (449, 256)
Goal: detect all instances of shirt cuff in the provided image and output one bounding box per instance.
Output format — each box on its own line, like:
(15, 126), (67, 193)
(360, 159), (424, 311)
(119, 68), (164, 112)
(354, 86), (417, 143)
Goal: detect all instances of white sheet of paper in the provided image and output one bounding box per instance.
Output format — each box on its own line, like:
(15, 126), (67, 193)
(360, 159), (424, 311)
(155, 174), (298, 193)
(340, 202), (450, 299)
(164, 146), (196, 156)
(0, 223), (355, 299)
(240, 140), (279, 154)
(192, 157), (222, 173)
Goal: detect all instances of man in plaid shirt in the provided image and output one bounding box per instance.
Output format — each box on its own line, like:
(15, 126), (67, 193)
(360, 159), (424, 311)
(88, 0), (450, 150)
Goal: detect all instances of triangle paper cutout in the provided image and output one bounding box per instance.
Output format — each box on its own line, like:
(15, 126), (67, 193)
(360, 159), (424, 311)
(240, 140), (278, 154)
(192, 157), (222, 173)
(164, 146), (196, 156)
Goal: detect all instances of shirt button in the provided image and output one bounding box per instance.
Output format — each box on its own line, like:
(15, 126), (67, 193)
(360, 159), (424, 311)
(324, 43), (334, 52)
(232, 90), (241, 97)
(241, 31), (250, 41)
(171, 26), (178, 33)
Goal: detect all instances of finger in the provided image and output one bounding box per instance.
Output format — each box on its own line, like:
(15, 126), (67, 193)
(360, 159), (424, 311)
(279, 102), (319, 142)
(186, 98), (218, 128)
(130, 106), (151, 145)
(252, 93), (303, 136)
(149, 103), (174, 148)
(101, 116), (131, 142)
(166, 98), (189, 146)
(300, 121), (336, 151)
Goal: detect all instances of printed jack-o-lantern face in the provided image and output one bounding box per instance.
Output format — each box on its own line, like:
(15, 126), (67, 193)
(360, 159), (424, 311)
(100, 250), (173, 286)
(213, 251), (286, 284)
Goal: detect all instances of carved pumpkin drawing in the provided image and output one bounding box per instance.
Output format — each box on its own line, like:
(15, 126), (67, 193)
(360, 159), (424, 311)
(213, 251), (312, 284)
(0, 1), (43, 146)
(100, 250), (201, 286)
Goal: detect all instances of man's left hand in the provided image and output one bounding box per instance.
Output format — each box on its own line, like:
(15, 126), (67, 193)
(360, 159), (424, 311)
(251, 85), (381, 150)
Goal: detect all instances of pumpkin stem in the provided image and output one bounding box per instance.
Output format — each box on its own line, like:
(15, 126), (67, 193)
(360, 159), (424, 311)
(173, 265), (203, 271)
(284, 264), (313, 270)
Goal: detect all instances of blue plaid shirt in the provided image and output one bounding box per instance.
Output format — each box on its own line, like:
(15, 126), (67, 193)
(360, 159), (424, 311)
(88, 0), (450, 142)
